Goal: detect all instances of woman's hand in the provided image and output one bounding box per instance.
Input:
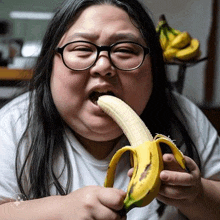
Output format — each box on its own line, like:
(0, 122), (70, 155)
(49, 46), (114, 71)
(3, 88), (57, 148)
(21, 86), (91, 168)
(58, 185), (127, 220)
(0, 186), (126, 220)
(157, 154), (202, 208)
(128, 153), (220, 219)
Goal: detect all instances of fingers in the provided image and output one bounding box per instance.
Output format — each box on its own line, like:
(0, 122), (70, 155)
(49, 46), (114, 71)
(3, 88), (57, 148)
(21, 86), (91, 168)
(161, 154), (200, 185)
(127, 168), (134, 178)
(93, 205), (126, 220)
(159, 184), (194, 199)
(98, 187), (126, 211)
(160, 170), (193, 186)
(66, 186), (127, 220)
(158, 154), (202, 206)
(97, 188), (127, 220)
(157, 193), (183, 207)
(163, 153), (186, 172)
(184, 156), (200, 176)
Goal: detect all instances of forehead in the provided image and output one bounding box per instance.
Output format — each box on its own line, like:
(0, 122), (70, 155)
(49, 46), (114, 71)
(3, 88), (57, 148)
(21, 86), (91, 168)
(60, 4), (145, 45)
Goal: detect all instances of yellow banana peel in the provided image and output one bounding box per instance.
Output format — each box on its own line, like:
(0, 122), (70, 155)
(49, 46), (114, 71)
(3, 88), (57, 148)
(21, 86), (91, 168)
(175, 38), (200, 60)
(159, 28), (169, 51)
(166, 27), (181, 42)
(163, 47), (179, 61)
(170, 31), (191, 49)
(97, 95), (187, 212)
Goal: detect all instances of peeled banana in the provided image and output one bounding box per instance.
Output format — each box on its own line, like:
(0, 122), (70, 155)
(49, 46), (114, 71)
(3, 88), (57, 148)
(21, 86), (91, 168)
(156, 14), (201, 61)
(97, 95), (187, 212)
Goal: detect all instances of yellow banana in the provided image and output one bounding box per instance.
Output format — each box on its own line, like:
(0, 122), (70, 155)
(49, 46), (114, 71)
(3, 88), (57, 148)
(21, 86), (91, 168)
(166, 26), (181, 42)
(170, 31), (191, 49)
(97, 95), (187, 212)
(159, 28), (169, 51)
(156, 15), (181, 51)
(156, 14), (201, 62)
(163, 46), (179, 61)
(175, 38), (200, 60)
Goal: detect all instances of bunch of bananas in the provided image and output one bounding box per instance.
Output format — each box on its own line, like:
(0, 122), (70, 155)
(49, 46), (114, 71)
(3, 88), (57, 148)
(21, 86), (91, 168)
(97, 95), (187, 212)
(156, 15), (201, 62)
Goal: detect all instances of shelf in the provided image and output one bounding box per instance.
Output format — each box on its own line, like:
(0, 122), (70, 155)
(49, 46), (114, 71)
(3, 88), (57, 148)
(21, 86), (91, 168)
(166, 57), (208, 94)
(0, 68), (33, 80)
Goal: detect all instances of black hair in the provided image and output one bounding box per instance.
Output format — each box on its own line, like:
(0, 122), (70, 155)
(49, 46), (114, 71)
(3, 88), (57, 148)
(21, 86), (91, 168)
(15, 0), (200, 216)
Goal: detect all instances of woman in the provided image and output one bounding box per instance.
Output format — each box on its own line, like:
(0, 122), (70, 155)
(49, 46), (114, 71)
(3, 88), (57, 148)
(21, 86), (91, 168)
(0, 0), (219, 219)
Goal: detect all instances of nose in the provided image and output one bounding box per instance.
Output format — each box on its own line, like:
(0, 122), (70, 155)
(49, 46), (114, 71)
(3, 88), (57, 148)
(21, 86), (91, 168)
(89, 51), (116, 77)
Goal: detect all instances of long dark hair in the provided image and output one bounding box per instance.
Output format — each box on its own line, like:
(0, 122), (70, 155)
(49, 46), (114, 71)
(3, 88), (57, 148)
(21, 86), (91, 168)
(16, 0), (200, 212)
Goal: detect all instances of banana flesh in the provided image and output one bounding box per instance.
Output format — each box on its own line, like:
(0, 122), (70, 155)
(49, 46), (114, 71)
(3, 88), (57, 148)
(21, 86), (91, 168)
(97, 95), (153, 146)
(156, 14), (201, 61)
(97, 95), (187, 212)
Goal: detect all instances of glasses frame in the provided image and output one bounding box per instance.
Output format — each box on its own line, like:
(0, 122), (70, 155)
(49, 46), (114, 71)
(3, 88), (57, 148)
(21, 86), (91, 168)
(55, 40), (150, 71)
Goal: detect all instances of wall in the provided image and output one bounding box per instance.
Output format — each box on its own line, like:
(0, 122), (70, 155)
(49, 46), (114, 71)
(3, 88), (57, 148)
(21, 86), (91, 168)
(142, 0), (220, 107)
(0, 0), (219, 107)
(213, 7), (220, 106)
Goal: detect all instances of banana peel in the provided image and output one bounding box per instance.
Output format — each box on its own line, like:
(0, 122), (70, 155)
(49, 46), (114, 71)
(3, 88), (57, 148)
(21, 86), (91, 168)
(163, 46), (179, 61)
(97, 95), (187, 212)
(170, 32), (191, 49)
(175, 38), (200, 60)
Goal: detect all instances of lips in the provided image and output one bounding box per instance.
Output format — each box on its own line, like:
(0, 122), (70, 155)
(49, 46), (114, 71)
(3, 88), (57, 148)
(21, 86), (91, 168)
(89, 90), (115, 104)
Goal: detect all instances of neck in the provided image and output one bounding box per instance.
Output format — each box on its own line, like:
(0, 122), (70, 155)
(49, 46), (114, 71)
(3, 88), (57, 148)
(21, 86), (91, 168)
(74, 133), (122, 160)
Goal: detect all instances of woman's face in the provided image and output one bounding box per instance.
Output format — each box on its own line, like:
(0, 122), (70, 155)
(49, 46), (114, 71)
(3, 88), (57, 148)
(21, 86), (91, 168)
(51, 4), (153, 142)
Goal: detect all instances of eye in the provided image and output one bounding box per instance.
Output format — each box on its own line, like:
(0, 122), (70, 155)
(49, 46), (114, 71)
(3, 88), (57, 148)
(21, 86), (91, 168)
(74, 46), (93, 52)
(114, 47), (136, 54)
(112, 43), (141, 56)
(64, 42), (97, 59)
(65, 42), (96, 52)
(67, 44), (93, 52)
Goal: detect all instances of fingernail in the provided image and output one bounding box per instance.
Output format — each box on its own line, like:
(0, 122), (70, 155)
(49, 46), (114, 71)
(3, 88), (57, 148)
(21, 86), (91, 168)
(161, 171), (168, 181)
(166, 155), (173, 161)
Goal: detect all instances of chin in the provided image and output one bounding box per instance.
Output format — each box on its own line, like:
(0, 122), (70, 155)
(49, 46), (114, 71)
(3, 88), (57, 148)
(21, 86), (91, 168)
(89, 129), (123, 142)
(82, 126), (124, 142)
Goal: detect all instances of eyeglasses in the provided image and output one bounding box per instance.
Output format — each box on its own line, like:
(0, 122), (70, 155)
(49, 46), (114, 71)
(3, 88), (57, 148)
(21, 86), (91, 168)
(56, 41), (150, 71)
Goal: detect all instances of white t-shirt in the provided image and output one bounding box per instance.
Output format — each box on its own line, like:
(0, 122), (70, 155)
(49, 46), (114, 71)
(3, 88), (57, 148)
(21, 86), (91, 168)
(0, 92), (219, 220)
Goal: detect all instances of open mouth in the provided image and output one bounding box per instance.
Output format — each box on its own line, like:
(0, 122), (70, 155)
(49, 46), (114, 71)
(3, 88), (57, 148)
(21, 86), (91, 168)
(89, 91), (115, 104)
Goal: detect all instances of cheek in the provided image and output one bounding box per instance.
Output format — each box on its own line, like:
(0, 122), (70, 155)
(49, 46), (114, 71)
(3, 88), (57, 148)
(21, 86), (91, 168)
(50, 56), (86, 115)
(123, 58), (153, 115)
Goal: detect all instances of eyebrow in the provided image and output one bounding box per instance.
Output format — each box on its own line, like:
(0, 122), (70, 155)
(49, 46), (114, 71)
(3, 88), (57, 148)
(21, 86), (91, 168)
(66, 32), (144, 44)
(66, 33), (99, 42)
(111, 33), (144, 43)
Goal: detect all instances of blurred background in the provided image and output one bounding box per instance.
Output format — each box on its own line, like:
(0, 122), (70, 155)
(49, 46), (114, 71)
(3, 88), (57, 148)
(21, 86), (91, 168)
(0, 0), (219, 132)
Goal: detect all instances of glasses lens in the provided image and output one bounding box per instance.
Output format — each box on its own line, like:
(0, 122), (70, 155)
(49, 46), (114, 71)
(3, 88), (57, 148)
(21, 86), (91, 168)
(63, 42), (97, 70)
(111, 42), (145, 70)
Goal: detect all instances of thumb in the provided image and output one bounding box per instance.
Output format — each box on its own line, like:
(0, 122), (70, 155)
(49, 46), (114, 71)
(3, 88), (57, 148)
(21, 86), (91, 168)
(127, 168), (134, 178)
